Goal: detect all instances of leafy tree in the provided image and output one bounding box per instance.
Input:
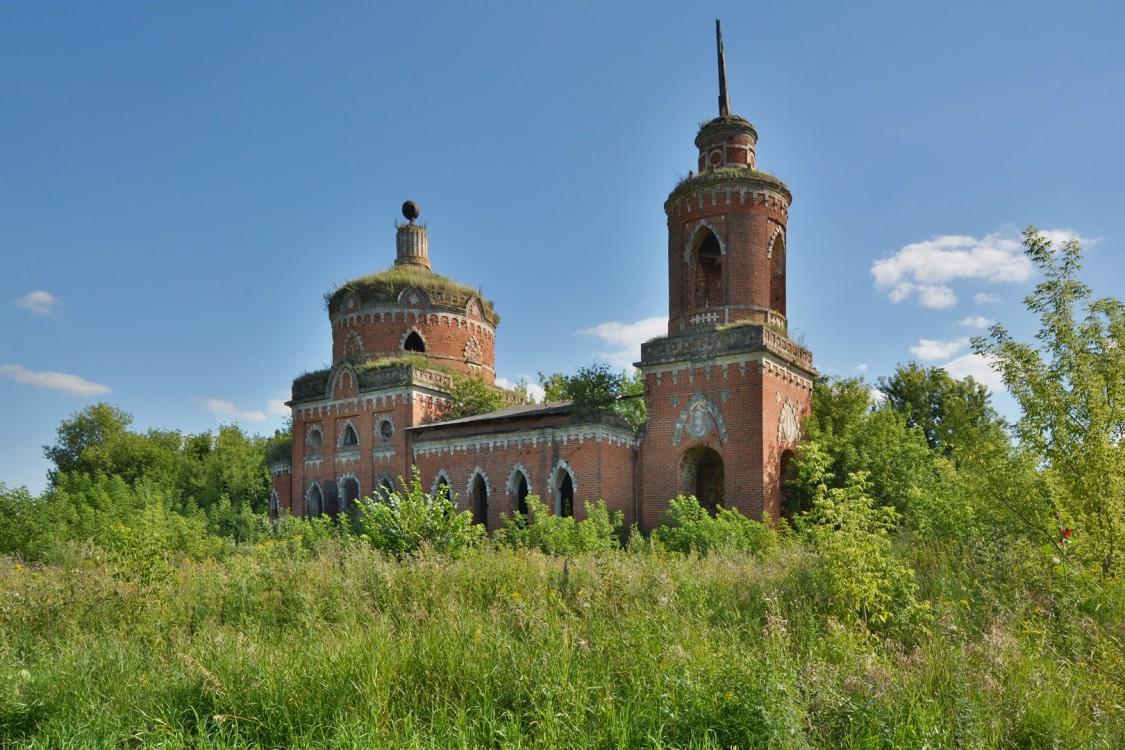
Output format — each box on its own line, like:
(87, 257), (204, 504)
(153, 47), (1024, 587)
(794, 443), (918, 630)
(445, 373), (505, 420)
(357, 468), (483, 557)
(43, 403), (133, 485)
(653, 495), (778, 556)
(974, 227), (1124, 579)
(496, 495), (623, 556)
(538, 363), (647, 428)
(878, 362), (1007, 458)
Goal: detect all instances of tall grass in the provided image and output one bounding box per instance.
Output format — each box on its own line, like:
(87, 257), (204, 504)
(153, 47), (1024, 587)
(1, 540), (1120, 748)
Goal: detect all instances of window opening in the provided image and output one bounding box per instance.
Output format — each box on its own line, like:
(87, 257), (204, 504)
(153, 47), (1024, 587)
(403, 331), (425, 353)
(696, 232), (723, 308)
(471, 474), (488, 529)
(306, 484), (323, 517)
(342, 424), (358, 447)
(516, 474), (529, 516)
(556, 472), (574, 518)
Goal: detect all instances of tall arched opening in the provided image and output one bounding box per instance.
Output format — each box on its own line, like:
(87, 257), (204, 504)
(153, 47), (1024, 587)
(695, 231), (723, 308)
(681, 446), (725, 514)
(471, 473), (488, 528)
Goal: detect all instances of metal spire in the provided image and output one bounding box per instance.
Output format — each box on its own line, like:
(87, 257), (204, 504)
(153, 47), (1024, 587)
(716, 19), (731, 117)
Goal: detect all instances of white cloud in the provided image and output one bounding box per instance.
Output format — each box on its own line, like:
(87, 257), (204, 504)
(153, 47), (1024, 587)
(909, 337), (970, 361)
(0, 364), (111, 396)
(974, 292), (1001, 304)
(871, 231), (1038, 306)
(267, 399), (290, 417)
(854, 363), (869, 374)
(1039, 228), (1092, 247)
(201, 398), (267, 423)
(14, 290), (63, 316)
(958, 316), (993, 329)
(577, 316), (667, 369)
(917, 285), (958, 308)
(942, 353), (1005, 393)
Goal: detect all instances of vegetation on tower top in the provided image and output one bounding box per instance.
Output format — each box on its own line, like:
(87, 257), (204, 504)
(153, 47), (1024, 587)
(325, 266), (500, 325)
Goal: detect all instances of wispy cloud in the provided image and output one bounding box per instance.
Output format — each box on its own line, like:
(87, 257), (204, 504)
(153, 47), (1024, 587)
(14, 290), (63, 316)
(267, 399), (290, 418)
(910, 337), (970, 361)
(854, 363), (869, 374)
(0, 364), (111, 396)
(577, 316), (667, 369)
(201, 398), (267, 423)
(872, 230), (1039, 308)
(973, 292), (1001, 304)
(942, 353), (1004, 392)
(958, 316), (993, 329)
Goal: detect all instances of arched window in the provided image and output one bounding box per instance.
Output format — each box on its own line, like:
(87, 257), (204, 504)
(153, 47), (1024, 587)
(403, 331), (426, 353)
(340, 475), (360, 514)
(341, 423), (358, 447)
(516, 474), (529, 516)
(377, 475), (396, 503)
(769, 230), (786, 314)
(470, 472), (489, 529)
(696, 232), (723, 308)
(269, 490), (280, 520)
(550, 461), (577, 518)
(306, 483), (324, 518)
(433, 472), (451, 502)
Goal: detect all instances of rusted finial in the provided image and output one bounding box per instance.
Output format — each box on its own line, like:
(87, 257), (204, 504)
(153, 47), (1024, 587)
(716, 19), (731, 118)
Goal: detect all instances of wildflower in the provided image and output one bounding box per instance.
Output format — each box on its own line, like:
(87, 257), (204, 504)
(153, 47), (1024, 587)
(1061, 527), (1073, 541)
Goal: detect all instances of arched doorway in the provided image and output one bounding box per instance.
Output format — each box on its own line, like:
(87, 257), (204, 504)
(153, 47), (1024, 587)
(681, 446), (725, 514)
(471, 473), (488, 528)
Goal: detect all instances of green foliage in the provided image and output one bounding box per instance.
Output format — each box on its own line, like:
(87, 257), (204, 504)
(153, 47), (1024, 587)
(878, 361), (1007, 458)
(357, 468), (483, 557)
(975, 227), (1125, 579)
(445, 373), (506, 419)
(653, 494), (779, 556)
(795, 442), (919, 630)
(538, 362), (646, 428)
(326, 265), (499, 324)
(41, 403), (273, 514)
(496, 495), (623, 555)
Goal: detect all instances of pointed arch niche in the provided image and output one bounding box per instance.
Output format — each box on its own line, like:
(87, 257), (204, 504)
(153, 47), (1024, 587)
(685, 222), (727, 311)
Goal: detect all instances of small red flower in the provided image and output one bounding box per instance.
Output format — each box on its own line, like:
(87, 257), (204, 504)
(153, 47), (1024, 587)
(1061, 527), (1073, 540)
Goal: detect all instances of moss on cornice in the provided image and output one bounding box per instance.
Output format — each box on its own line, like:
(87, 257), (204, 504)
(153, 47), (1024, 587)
(669, 166), (791, 205)
(325, 266), (500, 326)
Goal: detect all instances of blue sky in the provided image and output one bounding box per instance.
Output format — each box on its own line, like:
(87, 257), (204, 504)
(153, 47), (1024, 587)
(3, 1), (1123, 494)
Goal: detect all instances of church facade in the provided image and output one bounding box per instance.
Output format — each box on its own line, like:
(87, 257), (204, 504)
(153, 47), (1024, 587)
(270, 36), (816, 530)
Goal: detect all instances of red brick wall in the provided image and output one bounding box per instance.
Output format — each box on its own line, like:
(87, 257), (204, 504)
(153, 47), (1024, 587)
(636, 355), (813, 531)
(331, 307), (497, 383)
(666, 184), (789, 335)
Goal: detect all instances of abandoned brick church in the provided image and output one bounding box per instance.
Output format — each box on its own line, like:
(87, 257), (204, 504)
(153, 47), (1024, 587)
(269, 28), (816, 530)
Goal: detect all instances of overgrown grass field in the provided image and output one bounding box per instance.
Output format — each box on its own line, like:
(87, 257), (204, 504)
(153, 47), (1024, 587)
(2, 537), (1121, 748)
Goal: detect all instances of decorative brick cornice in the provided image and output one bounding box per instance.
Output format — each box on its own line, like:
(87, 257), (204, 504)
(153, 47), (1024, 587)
(412, 423), (637, 459)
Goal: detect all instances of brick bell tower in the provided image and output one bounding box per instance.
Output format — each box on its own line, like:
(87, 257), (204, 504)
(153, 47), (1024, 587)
(636, 21), (816, 528)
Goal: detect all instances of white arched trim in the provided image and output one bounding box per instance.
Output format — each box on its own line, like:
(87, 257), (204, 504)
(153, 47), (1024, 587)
(432, 469), (453, 500)
(466, 467), (492, 500)
(505, 463), (532, 496)
(683, 219), (728, 263)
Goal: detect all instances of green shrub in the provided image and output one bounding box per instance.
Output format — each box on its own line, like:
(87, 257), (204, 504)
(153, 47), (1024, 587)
(653, 494), (779, 556)
(496, 495), (623, 555)
(795, 443), (919, 631)
(357, 468), (483, 557)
